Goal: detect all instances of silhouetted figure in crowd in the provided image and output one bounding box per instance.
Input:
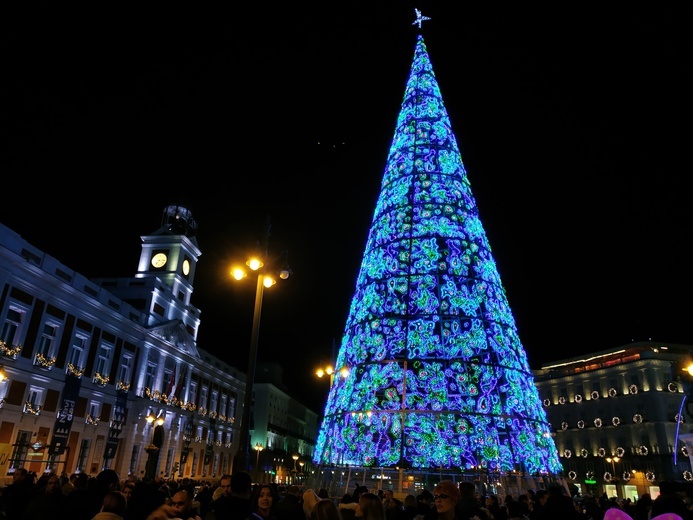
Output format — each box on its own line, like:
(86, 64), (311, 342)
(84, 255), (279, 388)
(93, 490), (128, 520)
(634, 493), (653, 520)
(275, 484), (304, 520)
(205, 471), (253, 520)
(22, 472), (65, 520)
(542, 485), (580, 520)
(1, 468), (35, 520)
(455, 482), (489, 520)
(651, 491), (690, 519)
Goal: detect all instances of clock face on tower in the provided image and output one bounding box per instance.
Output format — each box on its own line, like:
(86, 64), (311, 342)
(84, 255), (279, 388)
(182, 259), (190, 276)
(151, 252), (168, 268)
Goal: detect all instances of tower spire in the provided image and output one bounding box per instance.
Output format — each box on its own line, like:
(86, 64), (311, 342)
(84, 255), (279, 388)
(313, 35), (562, 475)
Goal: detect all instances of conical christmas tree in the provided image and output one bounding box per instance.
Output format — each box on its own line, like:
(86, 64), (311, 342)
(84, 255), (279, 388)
(313, 34), (563, 476)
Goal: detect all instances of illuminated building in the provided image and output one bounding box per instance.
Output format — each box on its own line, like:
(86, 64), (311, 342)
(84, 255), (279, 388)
(534, 341), (693, 499)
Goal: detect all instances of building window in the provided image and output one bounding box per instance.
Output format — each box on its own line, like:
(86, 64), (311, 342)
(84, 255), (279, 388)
(1, 307), (25, 354)
(87, 401), (101, 424)
(189, 382), (198, 408)
(24, 387), (44, 415)
(35, 323), (58, 366)
(68, 334), (87, 371)
(144, 363), (157, 391)
(76, 439), (91, 472)
(94, 343), (113, 378)
(200, 386), (208, 411)
(118, 355), (133, 387)
(210, 391), (218, 415)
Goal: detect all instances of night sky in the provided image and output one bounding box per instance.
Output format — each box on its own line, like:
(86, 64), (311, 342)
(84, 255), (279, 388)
(3, 5), (691, 412)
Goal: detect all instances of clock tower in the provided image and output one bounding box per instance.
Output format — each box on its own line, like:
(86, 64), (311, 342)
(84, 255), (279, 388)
(135, 205), (202, 337)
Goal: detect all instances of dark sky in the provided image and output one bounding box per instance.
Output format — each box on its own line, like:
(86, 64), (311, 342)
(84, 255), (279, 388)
(3, 5), (691, 412)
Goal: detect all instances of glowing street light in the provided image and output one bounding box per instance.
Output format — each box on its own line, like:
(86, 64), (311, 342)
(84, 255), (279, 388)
(144, 411), (165, 481)
(606, 455), (620, 481)
(231, 222), (291, 475)
(254, 443), (264, 481)
(316, 365), (350, 385)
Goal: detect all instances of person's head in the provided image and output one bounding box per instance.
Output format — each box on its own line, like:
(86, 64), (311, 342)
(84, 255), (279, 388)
(121, 481), (135, 502)
(45, 473), (62, 494)
(253, 484), (276, 513)
(230, 471), (252, 498)
(13, 468), (28, 482)
(358, 492), (385, 520)
(485, 494), (499, 508)
(287, 484), (301, 497)
(96, 469), (120, 493)
(417, 489), (433, 509)
(304, 489), (321, 518)
(458, 481), (475, 499)
(403, 494), (417, 509)
(171, 488), (196, 517)
(535, 489), (549, 506)
(311, 498), (343, 520)
(318, 488), (329, 499)
(218, 475), (232, 497)
(101, 490), (127, 516)
(651, 492), (688, 518)
(433, 481), (460, 517)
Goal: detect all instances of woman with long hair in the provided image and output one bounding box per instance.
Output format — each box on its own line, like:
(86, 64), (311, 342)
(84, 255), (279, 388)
(311, 498), (343, 520)
(357, 492), (385, 520)
(251, 484), (278, 520)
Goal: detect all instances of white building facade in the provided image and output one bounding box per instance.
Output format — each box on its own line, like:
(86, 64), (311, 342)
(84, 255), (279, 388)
(0, 206), (318, 484)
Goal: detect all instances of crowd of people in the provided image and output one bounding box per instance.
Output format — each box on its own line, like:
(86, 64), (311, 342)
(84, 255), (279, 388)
(1, 468), (693, 520)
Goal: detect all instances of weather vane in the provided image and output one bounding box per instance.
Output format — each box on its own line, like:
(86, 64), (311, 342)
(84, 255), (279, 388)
(412, 8), (431, 29)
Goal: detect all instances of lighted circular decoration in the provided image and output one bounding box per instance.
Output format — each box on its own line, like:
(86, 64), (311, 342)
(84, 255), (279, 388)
(591, 391), (600, 400)
(684, 471), (693, 482)
(616, 447), (626, 457)
(597, 447), (606, 457)
(646, 471), (655, 482)
(604, 471), (612, 481)
(683, 446), (689, 457)
(543, 398), (551, 407)
(668, 382), (679, 393)
(612, 416), (621, 426)
(639, 446), (649, 456)
(564, 449), (572, 458)
(629, 384), (638, 395)
(568, 470), (577, 480)
(561, 422), (569, 431)
(558, 396), (566, 405)
(608, 387), (617, 398)
(586, 471), (594, 480)
(581, 448), (589, 458)
(633, 414), (643, 424)
(577, 420), (585, 429)
(594, 418), (603, 428)
(575, 394), (583, 403)
(622, 471), (631, 482)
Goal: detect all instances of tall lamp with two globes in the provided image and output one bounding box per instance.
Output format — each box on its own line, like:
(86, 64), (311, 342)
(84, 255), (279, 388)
(230, 230), (291, 475)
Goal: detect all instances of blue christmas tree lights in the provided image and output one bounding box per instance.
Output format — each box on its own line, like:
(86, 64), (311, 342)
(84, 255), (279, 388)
(313, 35), (563, 475)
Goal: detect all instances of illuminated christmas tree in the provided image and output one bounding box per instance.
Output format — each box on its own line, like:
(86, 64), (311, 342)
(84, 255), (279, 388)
(313, 34), (563, 476)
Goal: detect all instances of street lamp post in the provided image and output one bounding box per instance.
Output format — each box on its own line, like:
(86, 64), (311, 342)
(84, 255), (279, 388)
(254, 443), (264, 482)
(606, 456), (620, 483)
(231, 225), (290, 475)
(144, 411), (165, 481)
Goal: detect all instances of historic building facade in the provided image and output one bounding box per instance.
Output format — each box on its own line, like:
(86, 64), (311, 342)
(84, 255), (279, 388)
(0, 206), (318, 484)
(534, 342), (693, 500)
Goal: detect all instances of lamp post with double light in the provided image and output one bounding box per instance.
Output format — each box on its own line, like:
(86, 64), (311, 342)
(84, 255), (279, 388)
(606, 455), (620, 480)
(231, 224), (291, 475)
(144, 411), (165, 481)
(254, 443), (264, 482)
